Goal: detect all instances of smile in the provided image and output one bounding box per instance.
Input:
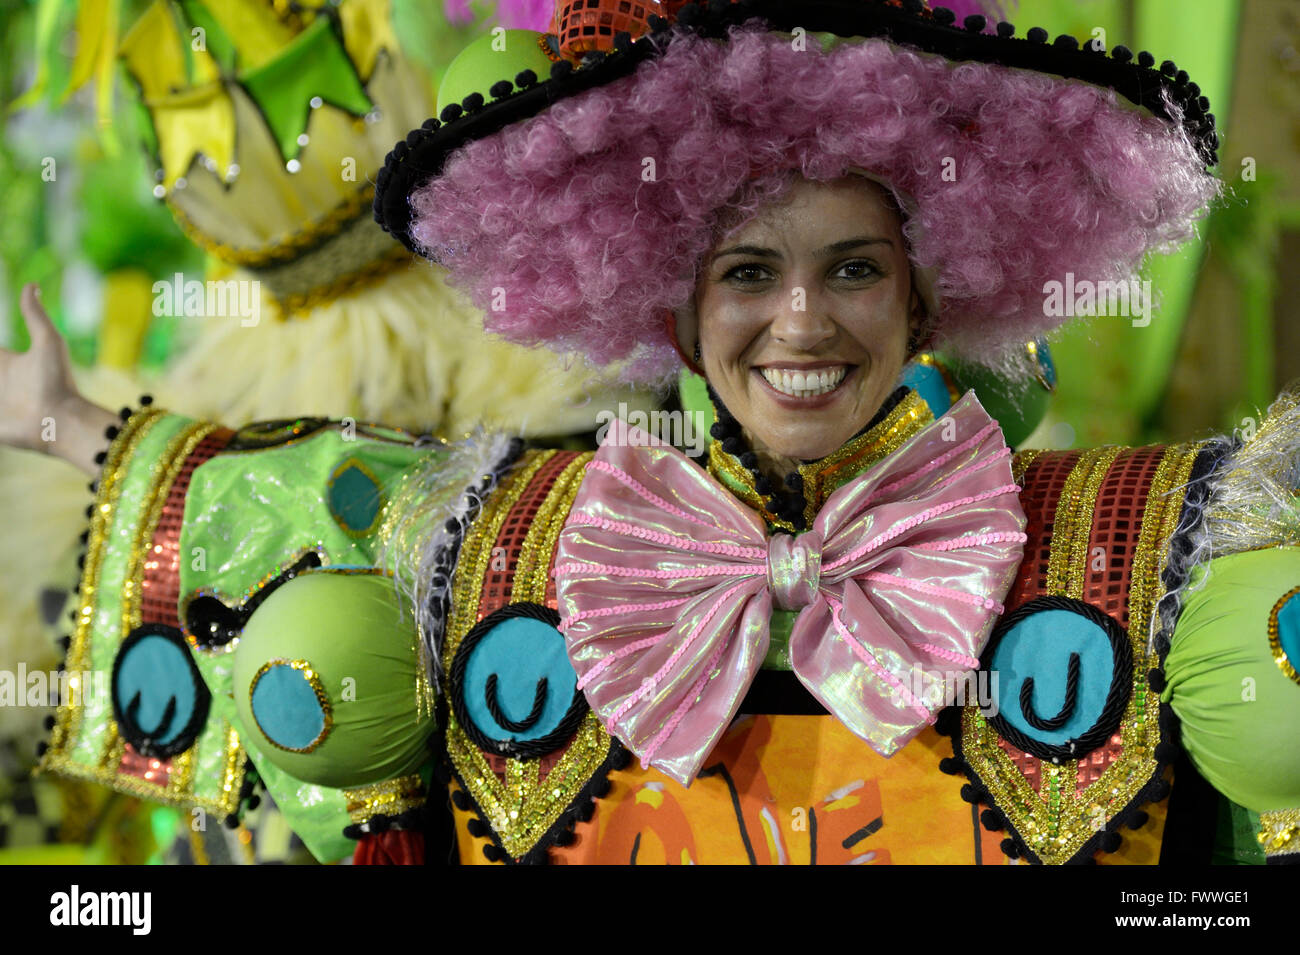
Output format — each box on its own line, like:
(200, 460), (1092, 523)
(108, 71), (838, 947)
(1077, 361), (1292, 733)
(758, 364), (849, 399)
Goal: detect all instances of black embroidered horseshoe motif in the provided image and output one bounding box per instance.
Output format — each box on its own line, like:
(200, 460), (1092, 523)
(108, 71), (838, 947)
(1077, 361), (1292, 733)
(1019, 652), (1081, 731)
(485, 674), (549, 733)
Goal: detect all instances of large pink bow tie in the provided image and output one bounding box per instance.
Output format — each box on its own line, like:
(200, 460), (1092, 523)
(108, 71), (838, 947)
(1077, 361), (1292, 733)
(555, 392), (1027, 786)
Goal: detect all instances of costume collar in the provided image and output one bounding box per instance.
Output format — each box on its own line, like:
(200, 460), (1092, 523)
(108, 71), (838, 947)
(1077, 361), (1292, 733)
(708, 387), (934, 532)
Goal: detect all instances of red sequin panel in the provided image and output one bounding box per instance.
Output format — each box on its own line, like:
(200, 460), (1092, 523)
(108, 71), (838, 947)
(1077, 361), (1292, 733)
(118, 742), (170, 788)
(477, 451), (581, 620)
(1076, 733), (1126, 788)
(996, 736), (1042, 793)
(1007, 450), (1080, 607)
(1082, 447), (1164, 631)
(139, 428), (234, 627)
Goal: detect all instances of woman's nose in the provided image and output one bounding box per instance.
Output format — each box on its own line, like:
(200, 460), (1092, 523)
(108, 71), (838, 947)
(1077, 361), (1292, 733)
(768, 284), (837, 351)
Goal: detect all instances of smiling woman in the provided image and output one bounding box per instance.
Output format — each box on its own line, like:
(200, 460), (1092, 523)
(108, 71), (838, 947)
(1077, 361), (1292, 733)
(680, 175), (921, 466)
(10, 0), (1300, 867)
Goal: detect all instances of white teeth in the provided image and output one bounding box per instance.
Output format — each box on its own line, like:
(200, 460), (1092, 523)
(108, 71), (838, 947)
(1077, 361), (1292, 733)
(760, 365), (847, 398)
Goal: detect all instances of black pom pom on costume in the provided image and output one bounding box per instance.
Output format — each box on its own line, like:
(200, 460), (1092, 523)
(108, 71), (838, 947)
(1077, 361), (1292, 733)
(550, 60), (574, 79)
(577, 800), (596, 823)
(119, 407), (133, 421)
(1159, 59), (1177, 76)
(104, 426), (119, 440)
(489, 80), (513, 99)
(36, 742), (49, 757)
(444, 519), (461, 534)
(938, 757), (962, 775)
(1137, 51), (1155, 68)
(1099, 829), (1122, 853)
(1053, 34), (1079, 50)
(963, 15), (985, 32)
(515, 69), (538, 88)
(996, 21), (1014, 38)
(1000, 838), (1020, 858)
(246, 795), (261, 811)
(58, 636), (71, 650)
(1027, 27), (1048, 43)
(1149, 778), (1172, 802)
(1127, 810), (1150, 830)
(1154, 741), (1178, 762)
(1147, 668), (1166, 693)
(959, 783), (986, 804)
(901, 0), (923, 13)
(77, 555), (86, 569)
(721, 437), (743, 455)
(1111, 45), (1132, 61)
(784, 472), (803, 492)
(590, 777), (612, 799)
(421, 117), (440, 131)
(553, 829), (576, 847)
(139, 395), (154, 406)
(932, 7), (956, 26)
(93, 452), (107, 466)
(482, 844), (506, 862)
(753, 475), (772, 495)
(709, 422), (728, 441)
(461, 92), (484, 112)
(980, 808), (1005, 831)
(439, 104), (463, 123)
(466, 818), (487, 838)
(44, 715), (56, 730)
(224, 814), (239, 829)
(739, 452), (758, 469)
(451, 789), (471, 811)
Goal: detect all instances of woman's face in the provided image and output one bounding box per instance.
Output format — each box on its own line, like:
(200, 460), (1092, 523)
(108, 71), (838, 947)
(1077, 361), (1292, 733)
(683, 176), (921, 462)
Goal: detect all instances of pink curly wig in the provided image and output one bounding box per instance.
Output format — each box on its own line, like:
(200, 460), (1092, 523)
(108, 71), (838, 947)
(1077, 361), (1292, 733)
(409, 23), (1219, 383)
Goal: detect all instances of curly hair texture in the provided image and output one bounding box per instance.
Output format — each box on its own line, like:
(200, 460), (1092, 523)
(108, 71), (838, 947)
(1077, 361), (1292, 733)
(409, 24), (1220, 384)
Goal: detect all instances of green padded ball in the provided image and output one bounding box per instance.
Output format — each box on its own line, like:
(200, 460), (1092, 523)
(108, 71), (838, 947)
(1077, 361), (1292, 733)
(1164, 546), (1300, 812)
(232, 571), (432, 789)
(436, 30), (554, 118)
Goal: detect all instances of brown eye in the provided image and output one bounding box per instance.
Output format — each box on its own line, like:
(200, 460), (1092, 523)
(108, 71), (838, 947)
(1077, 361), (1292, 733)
(835, 259), (880, 281)
(722, 263), (772, 284)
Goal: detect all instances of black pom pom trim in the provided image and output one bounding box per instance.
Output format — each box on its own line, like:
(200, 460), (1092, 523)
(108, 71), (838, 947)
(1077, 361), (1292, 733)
(138, 394), (154, 406)
(439, 103), (463, 123)
(224, 814), (239, 829)
(1099, 829), (1122, 853)
(461, 92), (484, 112)
(932, 7), (956, 26)
(515, 69), (538, 87)
(550, 60), (573, 79)
(959, 783), (986, 804)
(938, 756), (962, 775)
(489, 80), (513, 99)
(1147, 668), (1166, 692)
(1000, 838), (1020, 859)
(466, 817), (487, 838)
(1027, 26), (1048, 43)
(482, 844), (507, 862)
(980, 808), (1006, 831)
(1111, 45), (1132, 62)
(963, 15), (985, 32)
(451, 789), (471, 811)
(1127, 810), (1149, 830)
(996, 21), (1014, 38)
(1137, 50), (1155, 68)
(1053, 34), (1079, 50)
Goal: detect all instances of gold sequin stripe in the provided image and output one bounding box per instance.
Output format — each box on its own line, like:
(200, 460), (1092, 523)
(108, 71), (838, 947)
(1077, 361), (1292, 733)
(1064, 447), (1125, 600)
(100, 421), (220, 774)
(512, 453), (593, 606)
(344, 774), (426, 824)
(1011, 449), (1044, 487)
(46, 409), (164, 764)
(166, 183), (377, 269)
(1258, 807), (1300, 856)
(1271, 584), (1300, 685)
(1044, 446), (1123, 598)
(443, 450), (557, 669)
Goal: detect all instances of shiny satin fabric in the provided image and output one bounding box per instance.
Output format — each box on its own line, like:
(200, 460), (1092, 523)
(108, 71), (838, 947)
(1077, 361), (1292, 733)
(555, 392), (1028, 786)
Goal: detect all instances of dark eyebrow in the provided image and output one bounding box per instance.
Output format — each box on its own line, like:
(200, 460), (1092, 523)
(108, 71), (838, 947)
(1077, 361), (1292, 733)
(712, 244), (780, 259)
(710, 236), (893, 262)
(813, 236), (893, 257)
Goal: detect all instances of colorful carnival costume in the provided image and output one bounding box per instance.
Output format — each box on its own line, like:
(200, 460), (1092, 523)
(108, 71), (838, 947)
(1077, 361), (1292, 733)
(41, 0), (1300, 864)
